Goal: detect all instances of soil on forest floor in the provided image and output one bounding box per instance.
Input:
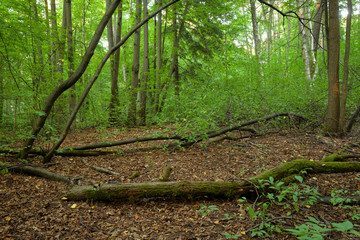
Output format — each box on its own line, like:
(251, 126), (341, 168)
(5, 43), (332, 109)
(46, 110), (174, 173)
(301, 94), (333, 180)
(1, 126), (360, 239)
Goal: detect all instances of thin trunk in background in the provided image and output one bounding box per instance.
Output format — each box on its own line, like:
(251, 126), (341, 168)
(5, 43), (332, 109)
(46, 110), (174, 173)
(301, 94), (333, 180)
(312, 0), (324, 61)
(154, 0), (162, 114)
(128, 0), (142, 125)
(250, 0), (262, 74)
(108, 0), (122, 124)
(266, 0), (274, 62)
(158, 0), (189, 113)
(298, 3), (312, 83)
(65, 0), (76, 113)
(172, 4), (180, 102)
(340, 0), (352, 132)
(139, 0), (149, 126)
(0, 68), (3, 123)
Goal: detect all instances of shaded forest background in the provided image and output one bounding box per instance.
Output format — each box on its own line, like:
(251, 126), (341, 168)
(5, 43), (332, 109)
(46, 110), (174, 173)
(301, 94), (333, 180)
(0, 0), (360, 149)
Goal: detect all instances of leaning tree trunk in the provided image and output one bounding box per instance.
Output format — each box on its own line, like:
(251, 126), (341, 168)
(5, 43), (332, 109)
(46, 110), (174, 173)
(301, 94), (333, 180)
(43, 0), (181, 162)
(19, 0), (123, 160)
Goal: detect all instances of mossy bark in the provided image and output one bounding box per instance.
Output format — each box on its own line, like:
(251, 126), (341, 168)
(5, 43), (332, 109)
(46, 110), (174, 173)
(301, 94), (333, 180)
(65, 156), (360, 202)
(66, 181), (251, 201)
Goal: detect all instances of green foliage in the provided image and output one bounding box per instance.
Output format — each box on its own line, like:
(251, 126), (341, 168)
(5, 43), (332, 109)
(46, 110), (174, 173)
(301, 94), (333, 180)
(197, 205), (218, 216)
(0, 162), (8, 175)
(233, 177), (360, 239)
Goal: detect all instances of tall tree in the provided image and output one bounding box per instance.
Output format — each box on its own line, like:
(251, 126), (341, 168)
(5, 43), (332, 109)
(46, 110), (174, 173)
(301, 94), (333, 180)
(128, 0), (142, 125)
(139, 0), (149, 126)
(154, 0), (163, 114)
(339, 0), (352, 132)
(298, 2), (312, 83)
(108, 0), (122, 124)
(64, 0), (76, 113)
(250, 0), (261, 59)
(326, 0), (341, 133)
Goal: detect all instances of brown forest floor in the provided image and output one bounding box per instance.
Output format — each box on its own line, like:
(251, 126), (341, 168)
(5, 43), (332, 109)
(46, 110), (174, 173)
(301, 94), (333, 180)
(1, 126), (360, 239)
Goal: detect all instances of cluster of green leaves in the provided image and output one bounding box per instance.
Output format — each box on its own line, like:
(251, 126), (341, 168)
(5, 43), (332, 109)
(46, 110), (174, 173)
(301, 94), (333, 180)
(207, 175), (360, 239)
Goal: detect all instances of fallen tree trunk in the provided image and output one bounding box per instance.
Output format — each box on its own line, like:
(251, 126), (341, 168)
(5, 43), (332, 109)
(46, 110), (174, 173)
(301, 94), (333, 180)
(65, 155), (360, 202)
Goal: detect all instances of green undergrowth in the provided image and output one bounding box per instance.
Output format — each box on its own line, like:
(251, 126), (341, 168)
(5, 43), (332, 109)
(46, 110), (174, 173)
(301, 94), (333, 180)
(199, 173), (360, 239)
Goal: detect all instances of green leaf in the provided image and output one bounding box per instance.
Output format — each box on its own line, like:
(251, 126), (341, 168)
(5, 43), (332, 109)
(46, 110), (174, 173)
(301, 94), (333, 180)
(332, 220), (353, 232)
(295, 175), (303, 183)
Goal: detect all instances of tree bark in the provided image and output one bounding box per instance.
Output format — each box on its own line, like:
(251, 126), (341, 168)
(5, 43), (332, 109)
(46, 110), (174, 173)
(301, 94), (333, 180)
(339, 0), (352, 133)
(326, 0), (340, 134)
(138, 0), (149, 126)
(312, 0), (324, 64)
(250, 0), (261, 61)
(154, 0), (163, 114)
(65, 0), (76, 114)
(108, 0), (122, 125)
(65, 156), (360, 201)
(128, 0), (142, 125)
(298, 4), (312, 83)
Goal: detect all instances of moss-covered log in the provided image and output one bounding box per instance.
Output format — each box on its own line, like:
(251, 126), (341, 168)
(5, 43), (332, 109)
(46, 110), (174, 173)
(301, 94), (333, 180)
(65, 181), (251, 201)
(66, 157), (360, 201)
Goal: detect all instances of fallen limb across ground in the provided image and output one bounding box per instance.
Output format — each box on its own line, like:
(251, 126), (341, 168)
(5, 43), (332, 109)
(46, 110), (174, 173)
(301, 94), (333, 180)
(0, 112), (305, 159)
(65, 154), (360, 201)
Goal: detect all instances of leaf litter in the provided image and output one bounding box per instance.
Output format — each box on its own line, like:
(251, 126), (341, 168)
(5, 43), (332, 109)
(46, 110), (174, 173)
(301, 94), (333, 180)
(1, 127), (360, 239)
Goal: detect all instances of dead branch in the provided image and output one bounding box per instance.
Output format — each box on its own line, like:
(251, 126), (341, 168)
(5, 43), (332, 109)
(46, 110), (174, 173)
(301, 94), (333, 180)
(1, 163), (76, 184)
(81, 159), (120, 175)
(60, 112), (305, 152)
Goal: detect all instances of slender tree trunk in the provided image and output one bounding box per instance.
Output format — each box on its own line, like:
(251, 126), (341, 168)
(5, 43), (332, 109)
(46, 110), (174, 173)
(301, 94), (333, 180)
(172, 5), (180, 102)
(339, 0), (352, 133)
(266, 0), (274, 62)
(154, 0), (162, 114)
(65, 0), (76, 114)
(128, 0), (142, 125)
(326, 0), (340, 134)
(0, 71), (3, 124)
(298, 3), (312, 83)
(139, 0), (149, 126)
(250, 0), (261, 60)
(311, 0), (324, 80)
(108, 0), (122, 124)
